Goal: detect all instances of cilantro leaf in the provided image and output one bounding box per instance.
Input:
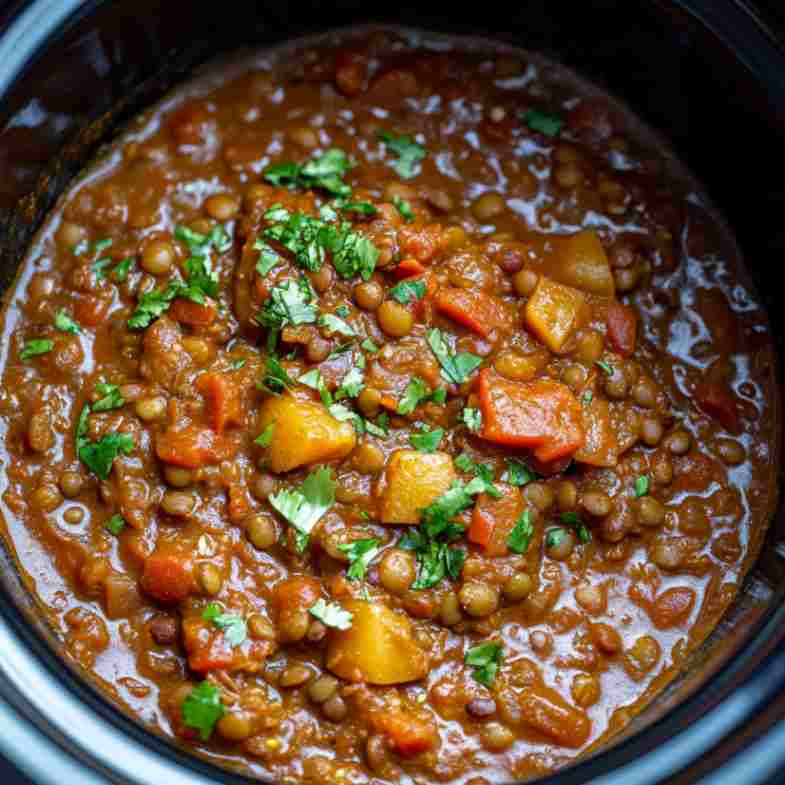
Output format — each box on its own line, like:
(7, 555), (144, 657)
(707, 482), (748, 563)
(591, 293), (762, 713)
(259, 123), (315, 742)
(182, 681), (225, 741)
(335, 367), (365, 400)
(338, 538), (380, 580)
(595, 360), (613, 376)
(410, 425), (444, 452)
(521, 108), (563, 137)
(264, 210), (336, 272)
(582, 390), (594, 405)
(105, 514), (125, 535)
(507, 510), (534, 554)
(264, 149), (353, 197)
(465, 642), (503, 687)
(561, 511), (591, 543)
(268, 467), (336, 551)
(255, 422), (275, 447)
(299, 368), (332, 406)
(258, 356), (296, 395)
(331, 226), (378, 280)
(256, 278), (318, 329)
(78, 432), (134, 481)
(309, 598), (353, 630)
(342, 201), (378, 217)
(90, 257), (114, 279)
(453, 454), (500, 498)
(128, 283), (182, 329)
(397, 377), (443, 415)
(392, 196), (415, 222)
(92, 383), (124, 412)
(501, 458), (539, 487)
(54, 310), (80, 334)
(389, 279), (426, 305)
(461, 407), (482, 432)
(361, 338), (379, 353)
(380, 131), (426, 179)
(20, 339), (53, 360)
(546, 527), (567, 549)
(635, 475), (650, 498)
(202, 605), (247, 647)
(113, 257), (135, 282)
(318, 312), (356, 337)
(427, 329), (482, 385)
(254, 240), (280, 277)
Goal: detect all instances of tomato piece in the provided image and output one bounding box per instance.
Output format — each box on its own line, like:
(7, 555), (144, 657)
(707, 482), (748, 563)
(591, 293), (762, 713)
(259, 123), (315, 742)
(376, 709), (438, 757)
(478, 369), (584, 461)
(434, 287), (512, 338)
(140, 546), (193, 604)
(469, 483), (524, 556)
(393, 258), (427, 279)
(606, 302), (637, 357)
(695, 382), (739, 432)
(156, 425), (232, 468)
(169, 297), (217, 328)
(196, 372), (243, 433)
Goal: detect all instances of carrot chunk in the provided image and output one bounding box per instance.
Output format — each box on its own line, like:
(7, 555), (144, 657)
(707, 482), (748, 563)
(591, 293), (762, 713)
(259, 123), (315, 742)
(606, 302), (637, 357)
(469, 483), (525, 555)
(393, 258), (427, 279)
(156, 425), (232, 468)
(434, 287), (512, 338)
(140, 546), (194, 604)
(169, 297), (217, 328)
(376, 709), (438, 757)
(196, 372), (243, 433)
(478, 369), (584, 462)
(695, 382), (739, 432)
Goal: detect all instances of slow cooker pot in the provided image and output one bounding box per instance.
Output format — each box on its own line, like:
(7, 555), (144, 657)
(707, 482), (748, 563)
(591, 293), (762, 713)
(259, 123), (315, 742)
(2, 1), (785, 784)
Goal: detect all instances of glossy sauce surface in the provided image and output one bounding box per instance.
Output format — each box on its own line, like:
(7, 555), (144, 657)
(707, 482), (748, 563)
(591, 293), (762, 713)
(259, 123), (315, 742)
(0, 27), (779, 785)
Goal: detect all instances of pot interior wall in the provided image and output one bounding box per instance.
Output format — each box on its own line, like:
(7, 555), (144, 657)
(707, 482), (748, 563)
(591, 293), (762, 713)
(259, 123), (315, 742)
(1, 0), (785, 776)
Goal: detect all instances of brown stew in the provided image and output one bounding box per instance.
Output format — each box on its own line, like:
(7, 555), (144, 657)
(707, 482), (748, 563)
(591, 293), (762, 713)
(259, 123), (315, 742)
(0, 26), (779, 785)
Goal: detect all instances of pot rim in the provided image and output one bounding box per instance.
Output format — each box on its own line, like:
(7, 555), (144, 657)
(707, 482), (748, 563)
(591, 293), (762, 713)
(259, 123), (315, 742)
(2, 2), (785, 785)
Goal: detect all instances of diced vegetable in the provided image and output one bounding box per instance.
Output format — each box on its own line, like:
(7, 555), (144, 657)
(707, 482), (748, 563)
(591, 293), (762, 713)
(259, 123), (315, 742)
(140, 546), (194, 604)
(169, 297), (217, 328)
(258, 396), (357, 473)
(434, 287), (513, 338)
(379, 450), (456, 524)
(393, 258), (427, 278)
(574, 397), (619, 467)
(695, 382), (739, 432)
(326, 600), (429, 684)
(375, 709), (438, 757)
(156, 425), (232, 469)
(525, 276), (587, 353)
(468, 483), (525, 556)
(549, 230), (615, 296)
(196, 373), (243, 433)
(478, 369), (585, 462)
(606, 301), (637, 357)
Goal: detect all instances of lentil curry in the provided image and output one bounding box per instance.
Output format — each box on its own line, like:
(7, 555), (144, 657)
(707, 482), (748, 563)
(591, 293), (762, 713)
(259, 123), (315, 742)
(0, 26), (779, 785)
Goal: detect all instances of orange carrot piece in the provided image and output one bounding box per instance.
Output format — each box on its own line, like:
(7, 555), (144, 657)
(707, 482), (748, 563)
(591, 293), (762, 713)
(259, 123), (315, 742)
(478, 369), (584, 462)
(140, 547), (193, 604)
(434, 287), (512, 338)
(376, 710), (438, 757)
(196, 372), (243, 433)
(606, 302), (637, 357)
(156, 425), (231, 468)
(393, 257), (427, 279)
(469, 483), (524, 555)
(169, 297), (217, 328)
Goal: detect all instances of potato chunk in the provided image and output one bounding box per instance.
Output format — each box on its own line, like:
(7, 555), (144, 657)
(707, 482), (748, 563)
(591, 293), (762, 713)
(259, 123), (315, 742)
(379, 450), (455, 524)
(258, 396), (356, 473)
(326, 600), (429, 684)
(525, 276), (587, 353)
(549, 230), (615, 296)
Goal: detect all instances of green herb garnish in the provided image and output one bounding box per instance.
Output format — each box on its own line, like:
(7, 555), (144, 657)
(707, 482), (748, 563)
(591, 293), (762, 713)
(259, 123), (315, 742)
(389, 279), (426, 305)
(380, 132), (426, 179)
(501, 458), (539, 487)
(410, 425), (444, 452)
(309, 598), (353, 630)
(20, 339), (53, 360)
(465, 642), (504, 687)
(634, 475), (650, 498)
(461, 407), (482, 432)
(427, 329), (483, 385)
(105, 514), (126, 535)
(507, 510), (534, 554)
(54, 310), (80, 335)
(182, 681), (225, 741)
(392, 196), (415, 222)
(560, 511), (591, 543)
(521, 108), (563, 137)
(338, 538), (380, 580)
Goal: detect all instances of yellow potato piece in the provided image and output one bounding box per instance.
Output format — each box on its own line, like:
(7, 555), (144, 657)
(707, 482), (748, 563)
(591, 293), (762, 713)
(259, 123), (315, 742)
(549, 230), (615, 296)
(379, 450), (456, 524)
(326, 600), (429, 685)
(258, 396), (356, 473)
(525, 276), (587, 353)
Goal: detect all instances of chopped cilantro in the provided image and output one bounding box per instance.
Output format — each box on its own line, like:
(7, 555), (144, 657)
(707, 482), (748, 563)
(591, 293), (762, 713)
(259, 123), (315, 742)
(389, 279), (426, 305)
(93, 238), (113, 254)
(92, 383), (124, 412)
(361, 338), (379, 353)
(90, 257), (114, 279)
(318, 312), (356, 337)
(595, 360), (613, 376)
(635, 475), (650, 498)
(546, 527), (567, 550)
(231, 358), (246, 370)
(409, 425), (444, 452)
(461, 407), (482, 432)
(335, 367), (365, 400)
(268, 467), (336, 552)
(501, 458), (539, 487)
(582, 390), (594, 405)
(20, 339), (53, 361)
(560, 511), (591, 543)
(254, 239), (280, 277)
(309, 598), (353, 630)
(380, 131), (426, 179)
(392, 196), (415, 222)
(521, 108), (563, 137)
(258, 355), (296, 395)
(202, 605), (247, 647)
(54, 310), (80, 334)
(507, 510), (534, 554)
(465, 641), (504, 687)
(452, 453), (500, 498)
(78, 431), (134, 481)
(105, 514), (126, 536)
(256, 278), (317, 329)
(342, 201), (377, 217)
(113, 257), (135, 282)
(264, 149), (353, 197)
(338, 538), (380, 580)
(128, 283), (182, 329)
(182, 681), (225, 741)
(397, 377), (444, 415)
(427, 329), (483, 385)
(255, 422), (275, 447)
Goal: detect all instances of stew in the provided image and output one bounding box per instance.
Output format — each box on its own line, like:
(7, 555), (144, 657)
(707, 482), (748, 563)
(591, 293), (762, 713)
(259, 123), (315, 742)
(0, 27), (779, 785)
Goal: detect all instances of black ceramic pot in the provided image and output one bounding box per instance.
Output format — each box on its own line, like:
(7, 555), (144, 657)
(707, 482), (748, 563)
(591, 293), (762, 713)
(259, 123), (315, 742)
(2, 2), (785, 784)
